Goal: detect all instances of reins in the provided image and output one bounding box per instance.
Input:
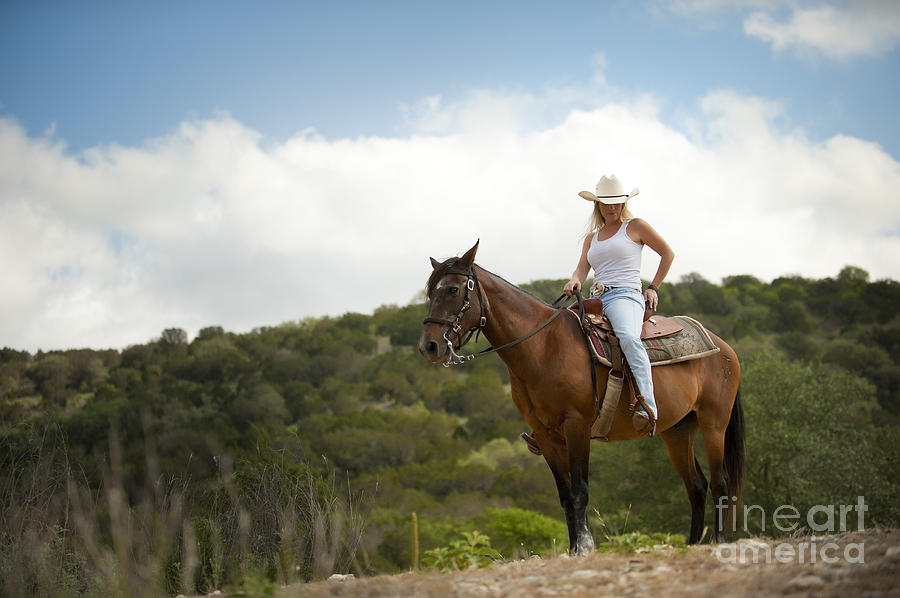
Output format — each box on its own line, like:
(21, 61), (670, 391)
(425, 266), (575, 367)
(575, 291), (603, 417)
(443, 294), (573, 367)
(425, 270), (603, 421)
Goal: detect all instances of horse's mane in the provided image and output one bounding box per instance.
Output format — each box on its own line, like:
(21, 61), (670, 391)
(426, 258), (553, 306)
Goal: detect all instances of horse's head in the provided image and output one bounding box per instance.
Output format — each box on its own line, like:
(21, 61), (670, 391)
(418, 241), (487, 364)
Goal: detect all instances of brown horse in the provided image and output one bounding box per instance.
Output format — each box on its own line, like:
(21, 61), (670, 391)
(418, 242), (744, 554)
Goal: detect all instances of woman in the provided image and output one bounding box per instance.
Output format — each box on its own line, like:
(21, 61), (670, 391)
(563, 174), (674, 436)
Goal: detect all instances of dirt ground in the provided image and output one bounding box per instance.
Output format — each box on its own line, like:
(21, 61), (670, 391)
(282, 528), (899, 598)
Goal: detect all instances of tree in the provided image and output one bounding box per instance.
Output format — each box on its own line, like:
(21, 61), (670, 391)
(197, 326), (224, 340)
(229, 382), (290, 429)
(160, 327), (188, 346)
(722, 275), (763, 291)
(741, 352), (900, 531)
(27, 354), (72, 405)
(519, 278), (573, 303)
(838, 265), (869, 284)
(159, 327), (188, 350)
(373, 303), (427, 346)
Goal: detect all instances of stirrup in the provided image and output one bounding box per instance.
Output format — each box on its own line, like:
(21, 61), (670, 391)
(632, 410), (656, 437)
(520, 432), (542, 455)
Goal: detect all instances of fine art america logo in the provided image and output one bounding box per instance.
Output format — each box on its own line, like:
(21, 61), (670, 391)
(713, 496), (868, 564)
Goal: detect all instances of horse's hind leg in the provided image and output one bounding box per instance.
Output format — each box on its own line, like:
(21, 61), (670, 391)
(660, 412), (708, 544)
(699, 425), (730, 543)
(696, 336), (743, 542)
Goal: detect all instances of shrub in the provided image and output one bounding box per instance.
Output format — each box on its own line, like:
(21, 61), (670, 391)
(471, 507), (567, 559)
(421, 530), (501, 572)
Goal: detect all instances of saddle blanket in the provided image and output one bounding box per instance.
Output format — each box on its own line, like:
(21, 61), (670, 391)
(575, 313), (720, 367)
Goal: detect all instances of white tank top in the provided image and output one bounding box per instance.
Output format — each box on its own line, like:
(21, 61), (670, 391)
(587, 219), (643, 291)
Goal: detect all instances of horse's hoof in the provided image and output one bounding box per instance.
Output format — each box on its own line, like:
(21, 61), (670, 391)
(520, 432), (542, 455)
(575, 536), (595, 555)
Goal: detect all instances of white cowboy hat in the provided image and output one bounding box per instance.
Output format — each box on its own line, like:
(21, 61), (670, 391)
(578, 174), (640, 204)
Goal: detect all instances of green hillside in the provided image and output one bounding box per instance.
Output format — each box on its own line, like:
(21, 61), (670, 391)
(1, 265), (898, 596)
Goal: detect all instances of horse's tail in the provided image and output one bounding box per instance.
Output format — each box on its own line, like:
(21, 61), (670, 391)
(724, 386), (745, 508)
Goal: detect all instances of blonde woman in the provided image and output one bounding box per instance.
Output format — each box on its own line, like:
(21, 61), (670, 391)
(563, 175), (675, 435)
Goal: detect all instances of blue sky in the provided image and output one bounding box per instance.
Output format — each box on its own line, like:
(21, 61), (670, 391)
(4, 1), (897, 154)
(2, 1), (900, 351)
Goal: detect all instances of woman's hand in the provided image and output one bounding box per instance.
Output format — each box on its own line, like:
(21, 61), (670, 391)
(564, 279), (582, 297)
(644, 287), (659, 311)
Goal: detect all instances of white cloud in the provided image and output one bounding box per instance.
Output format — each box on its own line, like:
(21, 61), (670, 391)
(1, 87), (899, 352)
(665, 0), (900, 60)
(745, 1), (900, 60)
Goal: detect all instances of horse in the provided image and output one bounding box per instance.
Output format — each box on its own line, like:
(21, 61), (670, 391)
(418, 241), (744, 554)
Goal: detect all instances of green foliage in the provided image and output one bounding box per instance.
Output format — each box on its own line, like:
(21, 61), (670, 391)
(2, 265), (900, 586)
(740, 352), (900, 531)
(421, 530), (502, 572)
(160, 327), (189, 345)
(299, 404), (467, 474)
(0, 424), (371, 597)
(519, 278), (574, 303)
(373, 303), (427, 346)
(227, 572), (278, 597)
(26, 353), (72, 406)
(595, 531), (687, 553)
(471, 507), (567, 558)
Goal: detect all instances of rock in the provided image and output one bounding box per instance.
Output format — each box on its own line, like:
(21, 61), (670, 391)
(832, 565), (855, 578)
(885, 546), (900, 561)
(787, 575), (825, 591)
(570, 569), (602, 579)
(623, 560), (651, 573)
(456, 581), (491, 595)
(738, 538), (770, 549)
(328, 573), (356, 582)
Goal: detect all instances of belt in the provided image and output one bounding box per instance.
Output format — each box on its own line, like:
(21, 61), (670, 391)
(590, 281), (617, 297)
(590, 282), (643, 297)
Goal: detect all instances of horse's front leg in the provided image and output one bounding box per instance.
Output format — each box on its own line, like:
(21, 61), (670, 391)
(547, 463), (578, 552)
(564, 417), (594, 554)
(540, 418), (594, 555)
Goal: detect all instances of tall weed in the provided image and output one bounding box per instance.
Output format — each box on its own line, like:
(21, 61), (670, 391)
(0, 425), (371, 597)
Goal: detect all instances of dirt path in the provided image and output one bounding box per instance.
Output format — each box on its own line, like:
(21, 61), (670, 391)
(284, 529), (899, 598)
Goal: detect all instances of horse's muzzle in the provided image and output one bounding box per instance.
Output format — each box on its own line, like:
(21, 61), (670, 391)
(418, 329), (446, 364)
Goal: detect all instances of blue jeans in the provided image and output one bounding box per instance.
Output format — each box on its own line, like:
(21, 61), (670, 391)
(595, 287), (657, 419)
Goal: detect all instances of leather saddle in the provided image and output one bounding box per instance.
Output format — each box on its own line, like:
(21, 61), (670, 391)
(571, 297), (683, 340)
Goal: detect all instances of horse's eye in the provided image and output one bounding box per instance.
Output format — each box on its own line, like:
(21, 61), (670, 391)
(448, 286), (459, 295)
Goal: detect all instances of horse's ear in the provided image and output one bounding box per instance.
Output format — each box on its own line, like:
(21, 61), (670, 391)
(430, 257), (441, 271)
(458, 239), (480, 268)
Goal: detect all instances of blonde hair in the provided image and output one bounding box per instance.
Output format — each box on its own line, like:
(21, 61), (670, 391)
(585, 202), (634, 237)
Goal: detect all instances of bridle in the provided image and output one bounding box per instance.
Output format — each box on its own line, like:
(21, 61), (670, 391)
(423, 266), (574, 367)
(423, 267), (488, 366)
(423, 266), (602, 418)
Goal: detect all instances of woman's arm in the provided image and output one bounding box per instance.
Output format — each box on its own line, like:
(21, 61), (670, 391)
(563, 235), (593, 297)
(630, 219), (674, 310)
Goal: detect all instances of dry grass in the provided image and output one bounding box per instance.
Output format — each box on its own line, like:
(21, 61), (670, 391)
(0, 426), (371, 597)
